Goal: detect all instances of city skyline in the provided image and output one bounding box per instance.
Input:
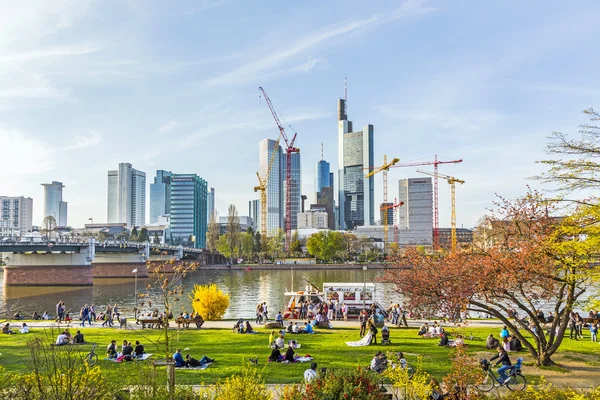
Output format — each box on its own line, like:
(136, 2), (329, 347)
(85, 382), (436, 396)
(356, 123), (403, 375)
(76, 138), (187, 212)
(2, 1), (599, 229)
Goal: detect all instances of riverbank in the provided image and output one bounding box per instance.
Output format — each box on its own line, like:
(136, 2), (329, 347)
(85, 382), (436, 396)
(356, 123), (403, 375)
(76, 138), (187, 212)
(1, 325), (598, 388)
(200, 263), (388, 270)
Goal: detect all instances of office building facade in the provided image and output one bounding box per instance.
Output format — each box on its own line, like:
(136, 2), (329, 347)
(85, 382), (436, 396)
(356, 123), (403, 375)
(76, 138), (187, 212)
(42, 181), (68, 226)
(207, 187), (215, 223)
(315, 159), (331, 198)
(107, 163), (146, 228)
(249, 199), (260, 232)
(169, 174), (207, 248)
(380, 203), (394, 226)
(298, 209), (328, 229)
(259, 138), (283, 235)
(397, 178), (433, 246)
(283, 151), (302, 230)
(0, 196), (33, 237)
(337, 98), (374, 230)
(149, 170), (172, 224)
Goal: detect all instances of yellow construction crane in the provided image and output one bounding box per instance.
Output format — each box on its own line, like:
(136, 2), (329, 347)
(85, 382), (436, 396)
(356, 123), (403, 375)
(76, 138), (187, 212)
(417, 169), (465, 250)
(366, 155), (400, 252)
(254, 136), (281, 238)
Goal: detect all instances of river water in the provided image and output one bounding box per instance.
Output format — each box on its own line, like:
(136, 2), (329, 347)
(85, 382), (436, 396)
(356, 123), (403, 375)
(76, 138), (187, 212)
(0, 268), (401, 319)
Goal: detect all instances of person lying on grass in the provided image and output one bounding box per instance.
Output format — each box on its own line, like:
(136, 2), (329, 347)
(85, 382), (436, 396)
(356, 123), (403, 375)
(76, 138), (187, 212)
(185, 353), (214, 367)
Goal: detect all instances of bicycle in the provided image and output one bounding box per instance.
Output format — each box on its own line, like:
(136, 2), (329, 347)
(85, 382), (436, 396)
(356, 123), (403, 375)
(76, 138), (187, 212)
(84, 344), (98, 367)
(476, 357), (526, 392)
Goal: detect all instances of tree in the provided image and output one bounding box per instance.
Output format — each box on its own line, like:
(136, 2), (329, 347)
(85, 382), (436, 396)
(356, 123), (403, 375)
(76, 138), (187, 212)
(137, 227), (149, 242)
(267, 229), (285, 259)
(42, 215), (56, 239)
(206, 214), (220, 265)
(130, 226), (138, 241)
(240, 232), (254, 261)
(382, 191), (594, 366)
(189, 283), (230, 321)
(306, 231), (345, 262)
(225, 205), (241, 264)
(289, 230), (302, 256)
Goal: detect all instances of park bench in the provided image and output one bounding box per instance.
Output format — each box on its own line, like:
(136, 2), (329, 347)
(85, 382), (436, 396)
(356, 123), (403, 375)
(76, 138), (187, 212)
(175, 317), (190, 329)
(137, 318), (165, 329)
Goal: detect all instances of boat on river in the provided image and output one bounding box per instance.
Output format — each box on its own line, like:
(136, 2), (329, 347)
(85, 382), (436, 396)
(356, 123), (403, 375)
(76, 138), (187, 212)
(282, 278), (376, 320)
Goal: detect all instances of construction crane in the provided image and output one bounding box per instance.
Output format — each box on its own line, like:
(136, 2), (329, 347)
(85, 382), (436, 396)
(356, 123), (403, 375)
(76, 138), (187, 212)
(253, 135), (281, 238)
(380, 198), (404, 244)
(391, 155), (463, 249)
(258, 87), (299, 250)
(417, 170), (465, 251)
(365, 155), (400, 252)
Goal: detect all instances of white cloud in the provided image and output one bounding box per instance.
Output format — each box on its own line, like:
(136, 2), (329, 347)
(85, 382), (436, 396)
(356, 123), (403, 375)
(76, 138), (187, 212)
(62, 130), (102, 151)
(159, 121), (178, 133)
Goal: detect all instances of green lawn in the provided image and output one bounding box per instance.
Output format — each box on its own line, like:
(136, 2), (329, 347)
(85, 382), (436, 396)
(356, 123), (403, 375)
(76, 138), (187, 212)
(0, 325), (597, 384)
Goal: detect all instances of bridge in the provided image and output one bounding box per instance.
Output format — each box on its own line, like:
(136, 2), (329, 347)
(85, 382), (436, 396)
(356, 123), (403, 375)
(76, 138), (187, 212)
(0, 240), (217, 286)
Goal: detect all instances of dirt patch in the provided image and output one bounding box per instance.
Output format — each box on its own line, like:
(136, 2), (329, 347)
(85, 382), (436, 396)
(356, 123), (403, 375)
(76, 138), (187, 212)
(474, 351), (600, 388)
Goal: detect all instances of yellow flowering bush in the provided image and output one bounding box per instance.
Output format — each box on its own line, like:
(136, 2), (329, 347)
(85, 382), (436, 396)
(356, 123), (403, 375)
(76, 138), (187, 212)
(190, 283), (230, 320)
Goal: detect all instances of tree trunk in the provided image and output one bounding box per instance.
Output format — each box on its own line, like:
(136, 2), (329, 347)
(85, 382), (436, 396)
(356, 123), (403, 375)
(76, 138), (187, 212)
(537, 350), (555, 367)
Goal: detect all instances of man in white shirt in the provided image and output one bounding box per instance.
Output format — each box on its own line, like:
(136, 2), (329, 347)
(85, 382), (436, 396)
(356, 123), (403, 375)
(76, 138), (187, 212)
(55, 331), (69, 346)
(304, 362), (318, 383)
(292, 322), (299, 334)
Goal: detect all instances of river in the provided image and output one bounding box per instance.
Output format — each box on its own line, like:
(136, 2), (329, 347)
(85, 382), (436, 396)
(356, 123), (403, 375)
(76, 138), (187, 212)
(0, 268), (401, 319)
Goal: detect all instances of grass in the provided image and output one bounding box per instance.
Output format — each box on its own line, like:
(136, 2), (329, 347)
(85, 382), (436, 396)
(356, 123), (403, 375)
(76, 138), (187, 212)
(0, 325), (598, 384)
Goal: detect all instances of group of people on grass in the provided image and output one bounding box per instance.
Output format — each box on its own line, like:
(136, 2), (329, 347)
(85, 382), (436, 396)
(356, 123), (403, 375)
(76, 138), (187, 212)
(268, 328), (305, 363)
(55, 329), (85, 345)
(172, 348), (214, 368)
(2, 322), (30, 334)
(106, 339), (145, 361)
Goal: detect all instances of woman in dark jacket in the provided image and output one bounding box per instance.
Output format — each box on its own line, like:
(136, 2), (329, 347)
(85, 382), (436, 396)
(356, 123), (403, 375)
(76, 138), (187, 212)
(269, 347), (281, 362)
(284, 345), (295, 362)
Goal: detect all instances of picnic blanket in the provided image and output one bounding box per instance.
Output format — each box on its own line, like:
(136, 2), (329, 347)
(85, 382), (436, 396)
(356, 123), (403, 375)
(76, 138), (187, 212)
(108, 353), (153, 363)
(295, 356), (313, 363)
(175, 362), (212, 370)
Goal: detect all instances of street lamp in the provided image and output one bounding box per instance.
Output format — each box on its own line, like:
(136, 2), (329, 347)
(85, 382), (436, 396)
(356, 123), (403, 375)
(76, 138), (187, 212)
(362, 265), (367, 310)
(88, 217), (94, 238)
(132, 268), (138, 319)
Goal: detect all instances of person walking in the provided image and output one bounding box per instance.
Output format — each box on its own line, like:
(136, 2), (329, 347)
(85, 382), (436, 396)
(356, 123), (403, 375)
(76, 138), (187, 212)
(113, 304), (120, 323)
(90, 303), (97, 321)
(102, 305), (113, 327)
(342, 303), (348, 322)
(262, 302), (269, 321)
(569, 312), (578, 340)
(359, 311), (367, 337)
(56, 301), (62, 323)
(80, 304), (90, 327)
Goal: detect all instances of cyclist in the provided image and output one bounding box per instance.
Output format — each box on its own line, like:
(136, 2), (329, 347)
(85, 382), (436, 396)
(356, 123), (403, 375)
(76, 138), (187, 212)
(490, 346), (512, 383)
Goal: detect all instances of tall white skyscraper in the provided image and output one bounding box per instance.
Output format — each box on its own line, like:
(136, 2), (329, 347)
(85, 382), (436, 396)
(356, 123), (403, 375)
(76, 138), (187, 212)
(107, 163), (146, 228)
(398, 178), (433, 246)
(42, 181), (68, 226)
(259, 138), (283, 236)
(337, 98), (374, 230)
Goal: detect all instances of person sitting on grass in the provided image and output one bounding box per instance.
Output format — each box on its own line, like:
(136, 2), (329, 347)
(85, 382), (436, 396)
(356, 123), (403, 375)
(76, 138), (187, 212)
(269, 330), (276, 347)
(173, 348), (186, 367)
(509, 335), (523, 352)
(304, 322), (314, 334)
(437, 331), (449, 346)
(284, 343), (296, 362)
(304, 362), (318, 383)
(370, 351), (387, 373)
(73, 330), (85, 344)
(275, 333), (285, 349)
(32, 312), (40, 320)
(418, 323), (429, 336)
(134, 340), (145, 356)
(286, 321), (294, 334)
(245, 321), (254, 333)
(119, 341), (134, 362)
(269, 346), (282, 362)
(486, 334), (500, 349)
(3, 323), (14, 335)
(55, 330), (69, 345)
(42, 311), (51, 320)
(276, 311), (284, 327)
(292, 322), (299, 334)
(19, 323), (29, 334)
(107, 340), (117, 359)
(185, 353), (214, 367)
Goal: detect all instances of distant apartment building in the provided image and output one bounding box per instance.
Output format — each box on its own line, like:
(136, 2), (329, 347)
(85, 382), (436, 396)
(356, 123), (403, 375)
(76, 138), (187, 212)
(337, 97), (374, 230)
(169, 174), (207, 248)
(107, 163), (146, 228)
(438, 228), (473, 248)
(397, 178), (433, 246)
(0, 196), (33, 237)
(149, 170), (172, 224)
(259, 138), (283, 235)
(42, 181), (68, 226)
(249, 199), (260, 231)
(298, 209), (328, 229)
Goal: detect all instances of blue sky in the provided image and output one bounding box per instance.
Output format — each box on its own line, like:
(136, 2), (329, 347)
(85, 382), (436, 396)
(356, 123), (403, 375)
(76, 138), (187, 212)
(1, 0), (599, 229)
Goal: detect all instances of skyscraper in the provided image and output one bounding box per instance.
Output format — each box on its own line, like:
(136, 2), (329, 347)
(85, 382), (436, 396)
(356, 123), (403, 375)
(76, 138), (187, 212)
(283, 151), (302, 230)
(337, 98), (374, 230)
(169, 174), (208, 248)
(315, 159), (331, 198)
(380, 202), (394, 226)
(397, 178), (433, 246)
(249, 199), (260, 232)
(150, 170), (172, 223)
(207, 187), (215, 223)
(259, 138), (283, 235)
(0, 196), (33, 236)
(42, 181), (68, 226)
(107, 163), (146, 228)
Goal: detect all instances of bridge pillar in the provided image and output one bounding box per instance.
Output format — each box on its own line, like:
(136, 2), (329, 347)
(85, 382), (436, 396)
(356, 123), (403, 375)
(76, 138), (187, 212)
(92, 254), (148, 278)
(3, 253), (92, 286)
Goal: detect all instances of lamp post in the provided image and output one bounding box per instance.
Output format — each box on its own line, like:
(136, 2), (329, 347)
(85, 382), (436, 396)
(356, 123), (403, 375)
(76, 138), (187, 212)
(362, 265), (367, 310)
(132, 268), (138, 319)
(88, 217), (93, 238)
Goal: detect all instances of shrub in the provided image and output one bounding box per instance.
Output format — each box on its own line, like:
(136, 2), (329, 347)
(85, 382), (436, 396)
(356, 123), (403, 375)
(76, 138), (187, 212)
(442, 345), (486, 399)
(384, 355), (432, 400)
(282, 367), (388, 400)
(498, 377), (600, 400)
(209, 367), (271, 400)
(190, 283), (230, 320)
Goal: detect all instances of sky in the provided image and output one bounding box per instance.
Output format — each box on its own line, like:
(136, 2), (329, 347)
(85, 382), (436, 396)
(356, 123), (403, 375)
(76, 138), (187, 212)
(1, 0), (599, 229)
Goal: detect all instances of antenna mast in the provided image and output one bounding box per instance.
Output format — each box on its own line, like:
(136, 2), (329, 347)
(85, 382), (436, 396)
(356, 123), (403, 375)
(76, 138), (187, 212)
(321, 143), (324, 161)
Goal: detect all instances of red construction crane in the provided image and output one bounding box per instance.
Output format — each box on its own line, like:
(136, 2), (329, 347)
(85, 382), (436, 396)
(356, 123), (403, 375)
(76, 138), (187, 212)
(258, 87), (299, 249)
(391, 155), (463, 249)
(380, 198), (404, 244)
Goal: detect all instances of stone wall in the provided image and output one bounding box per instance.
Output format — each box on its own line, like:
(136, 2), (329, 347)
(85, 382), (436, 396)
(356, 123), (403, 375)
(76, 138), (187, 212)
(92, 262), (148, 278)
(3, 265), (93, 286)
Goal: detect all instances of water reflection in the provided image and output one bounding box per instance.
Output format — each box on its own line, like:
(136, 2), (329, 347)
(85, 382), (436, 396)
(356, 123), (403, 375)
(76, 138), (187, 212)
(1, 269), (400, 319)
